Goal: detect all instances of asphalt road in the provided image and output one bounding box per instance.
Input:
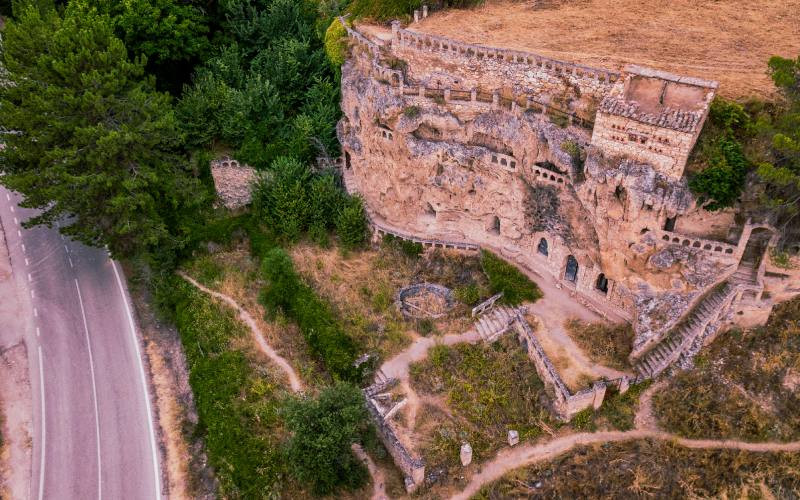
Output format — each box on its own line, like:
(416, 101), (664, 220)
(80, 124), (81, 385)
(0, 185), (161, 500)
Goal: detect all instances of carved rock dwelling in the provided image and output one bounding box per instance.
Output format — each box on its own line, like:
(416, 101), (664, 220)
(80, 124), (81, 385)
(337, 17), (800, 371)
(334, 19), (799, 479)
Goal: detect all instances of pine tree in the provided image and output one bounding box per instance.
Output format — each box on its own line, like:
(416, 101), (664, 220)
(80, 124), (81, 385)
(0, 2), (206, 259)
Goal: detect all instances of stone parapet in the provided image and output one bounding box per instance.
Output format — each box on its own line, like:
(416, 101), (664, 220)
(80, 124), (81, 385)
(394, 27), (620, 85)
(599, 96), (703, 133)
(655, 229), (737, 256)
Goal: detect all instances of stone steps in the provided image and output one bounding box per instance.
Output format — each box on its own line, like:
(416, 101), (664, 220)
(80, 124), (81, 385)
(634, 282), (737, 380)
(475, 305), (518, 343)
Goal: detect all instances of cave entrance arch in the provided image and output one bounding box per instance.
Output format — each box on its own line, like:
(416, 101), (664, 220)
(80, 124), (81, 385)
(595, 273), (608, 294)
(537, 238), (548, 256)
(564, 255), (579, 283)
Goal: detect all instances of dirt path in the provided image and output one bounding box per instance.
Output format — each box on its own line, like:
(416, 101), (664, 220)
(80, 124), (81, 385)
(451, 430), (800, 500)
(352, 443), (388, 500)
(380, 329), (480, 381)
(180, 272), (389, 496)
(634, 380), (666, 431)
(0, 342), (33, 500)
(178, 272), (304, 392)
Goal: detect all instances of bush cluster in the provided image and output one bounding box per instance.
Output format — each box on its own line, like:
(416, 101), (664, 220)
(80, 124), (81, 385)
(259, 248), (363, 381)
(480, 250), (542, 305)
(155, 276), (286, 497)
(252, 156), (367, 248)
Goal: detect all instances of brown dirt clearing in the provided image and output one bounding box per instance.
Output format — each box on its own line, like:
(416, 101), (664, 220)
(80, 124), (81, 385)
(413, 0), (800, 100)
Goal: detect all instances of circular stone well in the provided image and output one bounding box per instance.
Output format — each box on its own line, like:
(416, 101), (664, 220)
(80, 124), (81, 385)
(396, 283), (455, 319)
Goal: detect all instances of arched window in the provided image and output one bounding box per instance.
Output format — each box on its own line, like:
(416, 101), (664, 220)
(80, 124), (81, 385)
(595, 273), (608, 294)
(537, 238), (548, 256)
(565, 255), (579, 283)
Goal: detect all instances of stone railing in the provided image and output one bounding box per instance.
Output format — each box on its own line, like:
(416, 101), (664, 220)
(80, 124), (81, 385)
(655, 229), (737, 256)
(392, 24), (620, 85)
(364, 381), (425, 492)
(372, 223), (480, 252)
(489, 152), (518, 171)
(513, 313), (610, 420)
(471, 292), (503, 317)
(339, 16), (383, 57)
(399, 81), (595, 130)
(532, 164), (570, 187)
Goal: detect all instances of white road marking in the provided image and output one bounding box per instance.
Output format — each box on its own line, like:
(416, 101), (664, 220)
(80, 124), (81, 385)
(33, 308), (38, 317)
(68, 256), (74, 268)
(64, 245), (69, 254)
(17, 229), (21, 237)
(25, 258), (29, 266)
(28, 273), (32, 282)
(111, 261), (161, 500)
(5, 193), (9, 200)
(36, 327), (40, 338)
(21, 244), (26, 253)
(13, 217), (18, 225)
(37, 346), (46, 500)
(74, 279), (103, 500)
(9, 205), (14, 212)
(31, 290), (35, 299)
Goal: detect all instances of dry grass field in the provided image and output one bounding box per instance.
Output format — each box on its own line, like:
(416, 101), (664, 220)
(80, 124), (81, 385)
(414, 0), (800, 100)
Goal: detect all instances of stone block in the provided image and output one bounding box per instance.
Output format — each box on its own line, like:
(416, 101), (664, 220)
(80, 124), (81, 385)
(507, 430), (519, 446)
(460, 443), (472, 466)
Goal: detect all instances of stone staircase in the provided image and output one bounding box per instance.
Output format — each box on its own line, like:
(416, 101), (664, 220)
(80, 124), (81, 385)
(474, 305), (519, 343)
(730, 259), (758, 286)
(634, 282), (738, 380)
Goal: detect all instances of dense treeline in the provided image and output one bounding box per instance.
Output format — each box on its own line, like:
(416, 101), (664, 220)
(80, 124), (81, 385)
(688, 56), (800, 250)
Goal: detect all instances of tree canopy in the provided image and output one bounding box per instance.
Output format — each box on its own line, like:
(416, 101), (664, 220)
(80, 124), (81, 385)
(0, 2), (206, 259)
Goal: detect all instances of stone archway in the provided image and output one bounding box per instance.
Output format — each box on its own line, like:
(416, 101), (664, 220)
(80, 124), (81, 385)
(565, 255), (579, 283)
(595, 273), (609, 294)
(741, 227), (773, 265)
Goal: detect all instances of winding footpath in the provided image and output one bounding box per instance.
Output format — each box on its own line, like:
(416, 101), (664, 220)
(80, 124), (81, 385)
(451, 430), (800, 500)
(178, 272), (388, 499)
(178, 272), (304, 392)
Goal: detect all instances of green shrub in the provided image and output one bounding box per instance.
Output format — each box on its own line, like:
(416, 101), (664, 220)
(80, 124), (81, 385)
(570, 408), (596, 431)
(382, 233), (423, 257)
(347, 0), (422, 21)
(260, 248), (362, 381)
(323, 18), (348, 68)
(480, 250), (542, 305)
(403, 105), (420, 118)
(688, 98), (752, 210)
(336, 196), (368, 250)
(283, 382), (370, 495)
(156, 276), (286, 497)
(455, 283), (481, 305)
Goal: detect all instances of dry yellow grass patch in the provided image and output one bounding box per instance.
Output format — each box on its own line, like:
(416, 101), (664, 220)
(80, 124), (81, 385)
(413, 0), (800, 100)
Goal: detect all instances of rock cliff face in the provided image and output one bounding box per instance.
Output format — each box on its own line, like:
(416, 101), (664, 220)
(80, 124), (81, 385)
(337, 20), (789, 355)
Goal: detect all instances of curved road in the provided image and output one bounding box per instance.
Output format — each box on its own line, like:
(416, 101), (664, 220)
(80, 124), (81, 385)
(0, 186), (161, 500)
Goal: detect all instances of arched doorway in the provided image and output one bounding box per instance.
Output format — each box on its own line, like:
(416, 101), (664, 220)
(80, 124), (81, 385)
(595, 273), (608, 294)
(736, 227), (774, 285)
(537, 238), (548, 256)
(564, 255), (579, 283)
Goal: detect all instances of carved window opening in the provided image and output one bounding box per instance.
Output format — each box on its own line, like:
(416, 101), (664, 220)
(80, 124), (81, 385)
(345, 151), (352, 169)
(565, 255), (579, 283)
(537, 238), (548, 256)
(614, 185), (627, 204)
(664, 216), (677, 232)
(595, 273), (609, 294)
(487, 216), (500, 235)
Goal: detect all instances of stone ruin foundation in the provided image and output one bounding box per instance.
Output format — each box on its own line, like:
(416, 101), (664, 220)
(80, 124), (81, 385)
(395, 282), (455, 318)
(209, 156), (257, 210)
